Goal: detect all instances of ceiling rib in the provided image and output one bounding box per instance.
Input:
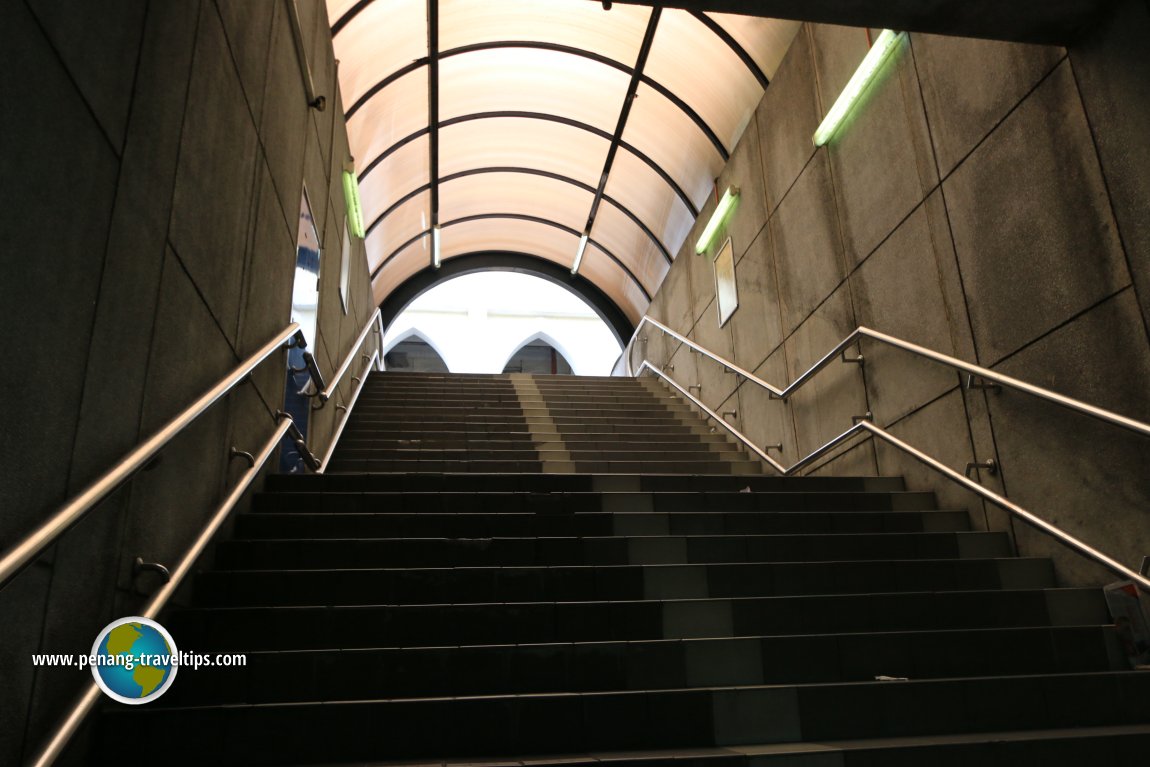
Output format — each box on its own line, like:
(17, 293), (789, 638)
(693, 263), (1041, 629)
(345, 41), (728, 159)
(371, 214), (653, 302)
(365, 166), (673, 265)
(427, 0), (440, 267)
(332, 0), (373, 36)
(358, 111), (699, 216)
(690, 11), (771, 88)
(579, 6), (662, 273)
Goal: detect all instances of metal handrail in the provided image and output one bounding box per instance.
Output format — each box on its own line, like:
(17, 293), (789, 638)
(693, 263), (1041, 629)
(637, 349), (1150, 594)
(316, 308), (384, 405)
(318, 347), (379, 472)
(0, 323), (302, 591)
(627, 316), (1150, 439)
(27, 415), (295, 767)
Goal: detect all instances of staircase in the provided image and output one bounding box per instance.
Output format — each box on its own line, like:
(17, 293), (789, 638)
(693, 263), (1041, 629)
(97, 372), (1150, 765)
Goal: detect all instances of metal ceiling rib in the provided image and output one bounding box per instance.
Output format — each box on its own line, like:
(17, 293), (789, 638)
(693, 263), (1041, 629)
(370, 214), (653, 302)
(367, 167), (672, 265)
(327, 0), (790, 324)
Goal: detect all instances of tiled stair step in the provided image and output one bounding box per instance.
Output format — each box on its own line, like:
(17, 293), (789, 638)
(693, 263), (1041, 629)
(334, 437), (737, 450)
(346, 411), (531, 422)
(324, 459), (547, 473)
(331, 446), (742, 459)
(342, 417), (699, 430)
(333, 460), (763, 475)
(329, 450), (748, 464)
(166, 588), (1107, 651)
(324, 459), (761, 474)
(261, 474), (909, 494)
(232, 510), (972, 539)
(192, 558), (1057, 607)
(330, 448), (545, 461)
(564, 461), (760, 475)
(251, 727), (1150, 767)
(214, 531), (1010, 569)
(351, 404), (534, 415)
(161, 626), (1121, 706)
(540, 414), (702, 424)
(249, 490), (943, 515)
(98, 671), (1150, 765)
(341, 421), (708, 434)
(358, 394), (666, 405)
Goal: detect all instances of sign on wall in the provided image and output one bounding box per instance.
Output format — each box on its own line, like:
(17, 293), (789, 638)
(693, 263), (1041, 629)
(714, 236), (738, 327)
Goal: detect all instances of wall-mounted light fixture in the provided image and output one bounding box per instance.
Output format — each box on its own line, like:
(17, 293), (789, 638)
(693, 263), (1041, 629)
(342, 169), (366, 238)
(813, 29), (905, 147)
(431, 226), (442, 269)
(571, 233), (589, 275)
(695, 186), (739, 255)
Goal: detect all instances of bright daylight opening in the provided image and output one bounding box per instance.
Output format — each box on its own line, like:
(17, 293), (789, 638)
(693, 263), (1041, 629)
(381, 272), (623, 375)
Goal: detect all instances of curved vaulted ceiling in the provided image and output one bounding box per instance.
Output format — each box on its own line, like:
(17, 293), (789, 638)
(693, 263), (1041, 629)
(327, 0), (799, 325)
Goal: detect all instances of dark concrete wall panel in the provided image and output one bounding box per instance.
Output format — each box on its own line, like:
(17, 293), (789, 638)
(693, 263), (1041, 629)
(769, 152), (847, 335)
(987, 290), (1150, 584)
(755, 26), (820, 215)
(168, 3), (261, 344)
(783, 286), (868, 458)
(942, 61), (1129, 365)
(0, 566), (51, 765)
(263, 1), (312, 233)
(913, 34), (1065, 178)
(848, 194), (967, 424)
(24, 0), (147, 151)
(215, 0), (276, 126)
(823, 34), (937, 266)
(1, 2), (121, 542)
(729, 227), (783, 369)
(1070, 0), (1150, 341)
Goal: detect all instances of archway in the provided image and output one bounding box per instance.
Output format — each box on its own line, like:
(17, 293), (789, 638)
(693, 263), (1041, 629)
(501, 332), (577, 375)
(378, 252), (634, 346)
(381, 329), (452, 373)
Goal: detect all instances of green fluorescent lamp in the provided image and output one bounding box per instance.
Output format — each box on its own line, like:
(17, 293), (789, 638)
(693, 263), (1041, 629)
(813, 29), (905, 147)
(342, 170), (366, 238)
(695, 186), (739, 255)
(571, 233), (589, 275)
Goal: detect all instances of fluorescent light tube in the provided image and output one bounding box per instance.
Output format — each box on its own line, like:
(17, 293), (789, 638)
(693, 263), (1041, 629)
(342, 170), (366, 238)
(695, 186), (739, 255)
(431, 225), (441, 269)
(813, 29), (905, 147)
(571, 233), (589, 274)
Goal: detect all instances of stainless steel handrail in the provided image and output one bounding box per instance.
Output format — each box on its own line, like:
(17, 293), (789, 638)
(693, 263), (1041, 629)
(638, 348), (1150, 594)
(27, 415), (295, 767)
(0, 323), (302, 591)
(318, 347), (379, 472)
(316, 308), (384, 405)
(627, 316), (1150, 439)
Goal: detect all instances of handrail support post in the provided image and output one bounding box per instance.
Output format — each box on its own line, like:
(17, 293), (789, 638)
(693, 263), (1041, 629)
(965, 458), (998, 478)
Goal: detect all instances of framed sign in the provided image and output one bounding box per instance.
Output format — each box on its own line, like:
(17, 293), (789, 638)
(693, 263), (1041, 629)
(714, 236), (738, 326)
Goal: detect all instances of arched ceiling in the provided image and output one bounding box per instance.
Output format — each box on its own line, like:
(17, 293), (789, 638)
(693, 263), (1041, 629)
(327, 0), (799, 324)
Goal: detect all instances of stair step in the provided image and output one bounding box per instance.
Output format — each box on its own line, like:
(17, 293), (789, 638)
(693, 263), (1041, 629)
(261, 475), (914, 496)
(215, 531), (1011, 569)
(233, 510), (971, 539)
(168, 588), (1107, 650)
(161, 626), (1121, 705)
(193, 558), (1057, 607)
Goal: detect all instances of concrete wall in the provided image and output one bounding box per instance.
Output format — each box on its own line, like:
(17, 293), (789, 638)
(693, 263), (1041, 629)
(639, 1), (1150, 593)
(0, 1), (375, 762)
